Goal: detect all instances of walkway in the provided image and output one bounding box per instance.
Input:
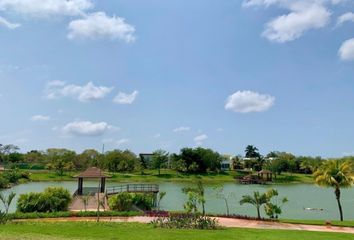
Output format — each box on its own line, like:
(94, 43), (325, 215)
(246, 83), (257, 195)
(15, 216), (354, 234)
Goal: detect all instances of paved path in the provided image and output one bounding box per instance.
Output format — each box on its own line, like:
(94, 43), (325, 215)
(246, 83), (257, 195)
(15, 216), (354, 234)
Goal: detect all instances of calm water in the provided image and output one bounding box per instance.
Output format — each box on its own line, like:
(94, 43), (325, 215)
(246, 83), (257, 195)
(1, 181), (354, 220)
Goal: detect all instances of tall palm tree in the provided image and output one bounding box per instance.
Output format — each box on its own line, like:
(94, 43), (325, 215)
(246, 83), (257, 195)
(245, 145), (260, 158)
(239, 191), (268, 219)
(314, 160), (354, 221)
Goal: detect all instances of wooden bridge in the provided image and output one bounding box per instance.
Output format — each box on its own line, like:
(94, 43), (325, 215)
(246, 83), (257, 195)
(105, 184), (159, 196)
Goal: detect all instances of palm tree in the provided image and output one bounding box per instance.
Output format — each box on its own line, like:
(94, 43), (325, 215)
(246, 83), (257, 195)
(0, 192), (16, 214)
(314, 160), (354, 221)
(245, 145), (260, 158)
(240, 191), (268, 219)
(157, 191), (166, 211)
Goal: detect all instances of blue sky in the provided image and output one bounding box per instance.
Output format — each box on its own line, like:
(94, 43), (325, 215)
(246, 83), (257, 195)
(1, 0), (354, 157)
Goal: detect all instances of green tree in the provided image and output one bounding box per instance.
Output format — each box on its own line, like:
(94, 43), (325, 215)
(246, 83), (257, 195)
(264, 189), (288, 219)
(182, 180), (206, 215)
(104, 150), (138, 172)
(245, 145), (260, 158)
(214, 186), (236, 216)
(314, 160), (354, 221)
(157, 191), (166, 211)
(151, 150), (169, 175)
(239, 191), (269, 219)
(171, 147), (222, 173)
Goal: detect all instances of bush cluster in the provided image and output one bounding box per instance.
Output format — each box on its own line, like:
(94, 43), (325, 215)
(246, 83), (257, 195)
(17, 187), (71, 213)
(0, 169), (29, 189)
(108, 192), (154, 211)
(151, 213), (220, 230)
(8, 211), (141, 219)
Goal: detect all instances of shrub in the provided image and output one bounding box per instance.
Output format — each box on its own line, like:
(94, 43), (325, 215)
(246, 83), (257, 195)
(0, 210), (8, 224)
(151, 213), (220, 230)
(8, 211), (142, 219)
(132, 193), (153, 210)
(0, 176), (9, 189)
(17, 187), (71, 213)
(108, 192), (133, 211)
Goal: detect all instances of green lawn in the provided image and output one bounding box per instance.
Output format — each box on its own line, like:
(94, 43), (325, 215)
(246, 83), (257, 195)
(280, 219), (354, 228)
(27, 169), (314, 184)
(0, 222), (352, 240)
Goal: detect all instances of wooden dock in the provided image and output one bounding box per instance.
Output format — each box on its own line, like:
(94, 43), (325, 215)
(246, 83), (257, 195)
(105, 184), (159, 196)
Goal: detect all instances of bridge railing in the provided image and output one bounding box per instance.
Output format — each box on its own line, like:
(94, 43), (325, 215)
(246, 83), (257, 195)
(106, 184), (159, 195)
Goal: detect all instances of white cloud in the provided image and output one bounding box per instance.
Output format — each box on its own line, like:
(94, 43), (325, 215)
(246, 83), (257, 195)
(225, 90), (275, 113)
(173, 126), (191, 132)
(339, 38), (354, 61)
(262, 4), (331, 43)
(62, 121), (116, 137)
(68, 12), (135, 42)
(0, 16), (20, 29)
(45, 81), (113, 102)
(194, 134), (208, 146)
(0, 0), (93, 17)
(336, 12), (354, 26)
(153, 133), (161, 138)
(116, 138), (130, 146)
(113, 90), (138, 104)
(243, 1), (331, 43)
(30, 115), (50, 122)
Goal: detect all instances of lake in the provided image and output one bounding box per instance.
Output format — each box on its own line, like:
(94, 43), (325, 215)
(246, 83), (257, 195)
(1, 181), (353, 220)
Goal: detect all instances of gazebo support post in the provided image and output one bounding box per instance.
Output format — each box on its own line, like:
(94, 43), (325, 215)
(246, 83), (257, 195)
(100, 177), (106, 193)
(78, 177), (83, 195)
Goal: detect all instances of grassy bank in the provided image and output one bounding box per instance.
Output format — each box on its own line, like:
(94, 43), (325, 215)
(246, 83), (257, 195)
(0, 222), (352, 240)
(280, 219), (354, 228)
(27, 169), (314, 184)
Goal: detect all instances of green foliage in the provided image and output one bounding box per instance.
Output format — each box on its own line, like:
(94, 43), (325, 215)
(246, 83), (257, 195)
(157, 191), (166, 211)
(0, 175), (9, 188)
(151, 150), (169, 175)
(17, 187), (71, 213)
(8, 211), (141, 219)
(182, 181), (206, 215)
(314, 160), (354, 221)
(171, 148), (222, 173)
(264, 189), (288, 219)
(104, 150), (139, 172)
(108, 192), (133, 211)
(0, 192), (16, 214)
(151, 214), (220, 230)
(240, 189), (287, 219)
(45, 149), (75, 176)
(0, 210), (8, 224)
(132, 193), (154, 210)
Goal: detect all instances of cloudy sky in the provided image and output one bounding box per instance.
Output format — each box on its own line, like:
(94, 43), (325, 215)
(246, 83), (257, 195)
(1, 0), (354, 157)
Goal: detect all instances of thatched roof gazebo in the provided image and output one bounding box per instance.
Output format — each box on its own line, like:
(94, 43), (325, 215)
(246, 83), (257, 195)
(74, 167), (110, 195)
(258, 169), (273, 182)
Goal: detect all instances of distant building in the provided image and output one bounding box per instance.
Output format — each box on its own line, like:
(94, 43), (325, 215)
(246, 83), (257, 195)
(221, 155), (233, 171)
(0, 165), (5, 172)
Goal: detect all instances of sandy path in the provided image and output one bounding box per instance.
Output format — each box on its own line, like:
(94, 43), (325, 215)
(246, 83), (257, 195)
(14, 216), (354, 234)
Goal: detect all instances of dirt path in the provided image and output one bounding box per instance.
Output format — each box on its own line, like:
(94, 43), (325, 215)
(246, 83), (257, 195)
(14, 216), (354, 234)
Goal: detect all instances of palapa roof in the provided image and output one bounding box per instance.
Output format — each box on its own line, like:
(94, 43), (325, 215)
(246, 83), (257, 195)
(75, 167), (110, 178)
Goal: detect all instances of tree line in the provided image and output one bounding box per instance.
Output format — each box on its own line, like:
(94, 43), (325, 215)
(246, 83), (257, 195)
(1, 143), (353, 177)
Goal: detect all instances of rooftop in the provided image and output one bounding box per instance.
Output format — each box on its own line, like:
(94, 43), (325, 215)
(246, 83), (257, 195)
(75, 167), (110, 178)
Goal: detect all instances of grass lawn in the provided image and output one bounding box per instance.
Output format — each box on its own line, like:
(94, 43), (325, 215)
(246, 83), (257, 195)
(27, 169), (315, 184)
(280, 219), (354, 228)
(0, 222), (352, 240)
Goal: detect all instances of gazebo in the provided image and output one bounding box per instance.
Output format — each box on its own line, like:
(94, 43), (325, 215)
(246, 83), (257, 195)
(75, 167), (110, 196)
(258, 169), (273, 182)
